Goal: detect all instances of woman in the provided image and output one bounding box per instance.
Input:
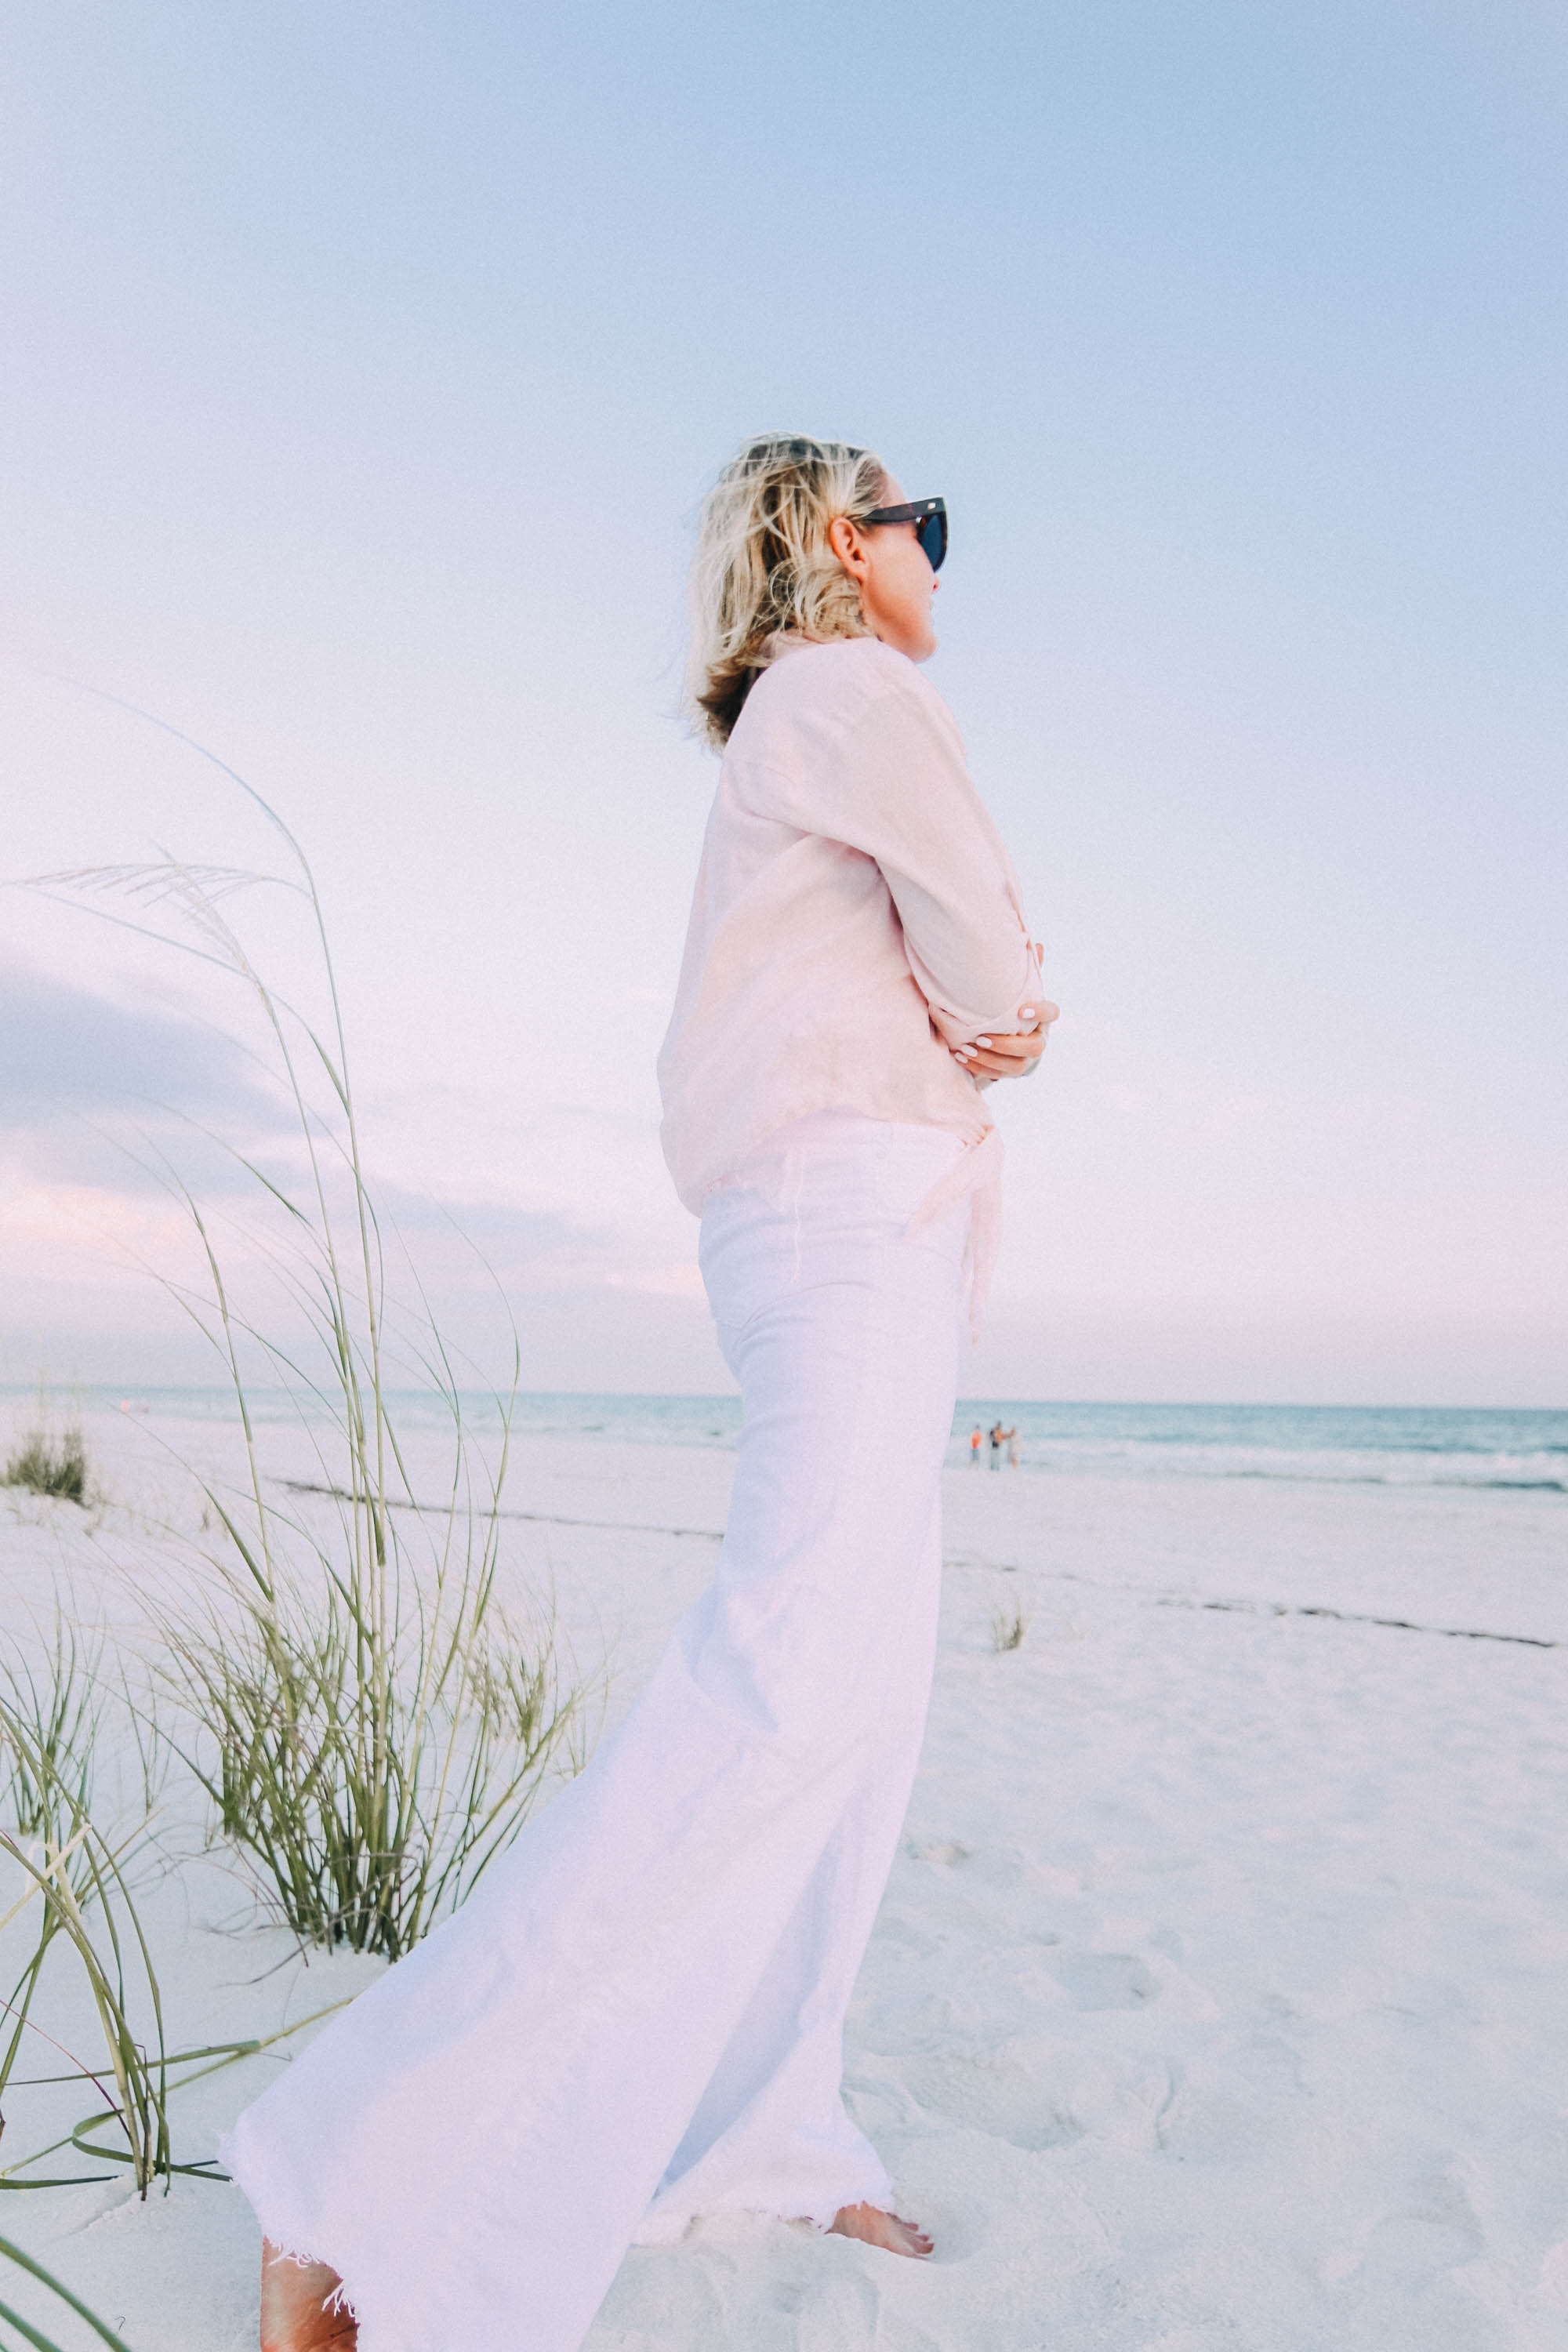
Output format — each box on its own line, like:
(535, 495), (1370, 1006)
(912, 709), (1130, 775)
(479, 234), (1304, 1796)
(232, 432), (1053, 2352)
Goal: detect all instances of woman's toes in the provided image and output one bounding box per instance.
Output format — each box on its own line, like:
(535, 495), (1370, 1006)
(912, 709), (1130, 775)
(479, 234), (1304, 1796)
(829, 2201), (935, 2259)
(892, 2212), (935, 2256)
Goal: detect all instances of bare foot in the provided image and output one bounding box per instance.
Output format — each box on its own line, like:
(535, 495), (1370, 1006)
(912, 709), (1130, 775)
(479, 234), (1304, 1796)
(829, 2201), (935, 2258)
(260, 2239), (357, 2351)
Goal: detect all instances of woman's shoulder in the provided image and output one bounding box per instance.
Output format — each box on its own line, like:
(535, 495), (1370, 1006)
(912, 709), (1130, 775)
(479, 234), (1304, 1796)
(740, 633), (942, 737)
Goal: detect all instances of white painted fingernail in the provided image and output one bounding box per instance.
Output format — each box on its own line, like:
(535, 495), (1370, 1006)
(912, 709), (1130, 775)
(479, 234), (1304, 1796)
(1020, 1007), (1036, 1020)
(975, 1037), (992, 1048)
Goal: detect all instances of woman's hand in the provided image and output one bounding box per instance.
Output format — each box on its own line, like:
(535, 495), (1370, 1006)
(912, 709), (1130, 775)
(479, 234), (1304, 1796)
(951, 998), (1058, 1082)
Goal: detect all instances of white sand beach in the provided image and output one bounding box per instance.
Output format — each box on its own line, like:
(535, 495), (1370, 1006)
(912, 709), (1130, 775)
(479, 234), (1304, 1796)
(2, 1396), (1565, 2351)
(6, 9), (1564, 2351)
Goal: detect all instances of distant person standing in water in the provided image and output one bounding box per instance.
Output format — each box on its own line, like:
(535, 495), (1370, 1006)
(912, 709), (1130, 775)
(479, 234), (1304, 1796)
(969, 1423), (983, 1466)
(989, 1419), (1004, 1468)
(1007, 1425), (1020, 1468)
(232, 431), (1054, 2352)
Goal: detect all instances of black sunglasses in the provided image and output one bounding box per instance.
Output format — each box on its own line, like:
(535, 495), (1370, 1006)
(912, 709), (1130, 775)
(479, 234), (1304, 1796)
(861, 495), (947, 573)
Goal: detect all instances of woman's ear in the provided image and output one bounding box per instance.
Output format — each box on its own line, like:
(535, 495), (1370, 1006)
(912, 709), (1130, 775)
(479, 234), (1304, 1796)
(828, 514), (872, 582)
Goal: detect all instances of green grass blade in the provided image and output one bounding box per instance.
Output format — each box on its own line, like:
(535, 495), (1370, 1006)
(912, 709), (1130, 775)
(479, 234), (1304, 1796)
(0, 2236), (136, 2351)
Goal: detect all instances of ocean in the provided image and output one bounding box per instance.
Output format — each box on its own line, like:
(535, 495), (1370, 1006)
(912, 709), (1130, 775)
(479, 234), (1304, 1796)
(20, 1388), (1566, 1496)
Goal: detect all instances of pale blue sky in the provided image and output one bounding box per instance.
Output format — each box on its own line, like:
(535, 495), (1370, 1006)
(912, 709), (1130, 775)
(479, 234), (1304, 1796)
(2, 3), (1563, 1402)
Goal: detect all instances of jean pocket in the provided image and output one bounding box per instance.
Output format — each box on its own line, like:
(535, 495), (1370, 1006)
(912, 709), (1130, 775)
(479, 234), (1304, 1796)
(873, 1123), (969, 1226)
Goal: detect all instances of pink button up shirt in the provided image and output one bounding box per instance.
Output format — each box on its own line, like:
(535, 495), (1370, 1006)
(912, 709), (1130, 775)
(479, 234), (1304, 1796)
(659, 635), (1042, 1250)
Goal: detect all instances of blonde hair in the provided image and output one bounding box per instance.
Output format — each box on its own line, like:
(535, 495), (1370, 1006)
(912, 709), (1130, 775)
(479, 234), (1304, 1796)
(686, 432), (889, 748)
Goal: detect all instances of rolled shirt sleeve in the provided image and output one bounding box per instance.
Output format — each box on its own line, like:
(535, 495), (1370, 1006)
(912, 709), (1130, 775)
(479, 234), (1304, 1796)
(659, 634), (1054, 1215)
(736, 661), (1040, 1047)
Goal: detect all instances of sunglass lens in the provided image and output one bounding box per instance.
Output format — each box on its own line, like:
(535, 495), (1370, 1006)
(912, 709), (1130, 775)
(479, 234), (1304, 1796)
(920, 511), (947, 572)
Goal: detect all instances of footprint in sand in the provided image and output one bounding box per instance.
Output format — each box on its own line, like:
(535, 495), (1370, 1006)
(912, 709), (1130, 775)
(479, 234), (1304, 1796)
(1340, 2164), (1487, 2289)
(900, 2039), (1178, 2155)
(1047, 1950), (1160, 2009)
(902, 2042), (1088, 2152)
(766, 2264), (881, 2350)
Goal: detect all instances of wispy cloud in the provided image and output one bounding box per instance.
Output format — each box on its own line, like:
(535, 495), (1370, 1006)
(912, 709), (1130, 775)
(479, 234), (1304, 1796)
(0, 956), (681, 1385)
(0, 956), (281, 1153)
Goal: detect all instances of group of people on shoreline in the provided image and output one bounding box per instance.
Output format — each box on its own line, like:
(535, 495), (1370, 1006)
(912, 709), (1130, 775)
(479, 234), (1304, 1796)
(969, 1419), (1020, 1470)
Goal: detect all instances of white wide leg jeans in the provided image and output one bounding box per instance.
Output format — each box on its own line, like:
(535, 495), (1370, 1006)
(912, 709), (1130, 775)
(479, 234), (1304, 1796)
(223, 1113), (971, 2352)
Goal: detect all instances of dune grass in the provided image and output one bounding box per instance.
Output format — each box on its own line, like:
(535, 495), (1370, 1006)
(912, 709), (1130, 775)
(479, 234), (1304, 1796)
(34, 763), (589, 1962)
(0, 2233), (136, 2352)
(989, 1601), (1029, 1653)
(0, 1651), (171, 2199)
(164, 1549), (581, 1960)
(0, 1625), (102, 1840)
(2, 1430), (87, 1506)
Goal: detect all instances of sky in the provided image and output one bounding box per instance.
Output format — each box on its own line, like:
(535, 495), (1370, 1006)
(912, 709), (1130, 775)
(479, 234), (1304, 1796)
(1, 1), (1563, 1405)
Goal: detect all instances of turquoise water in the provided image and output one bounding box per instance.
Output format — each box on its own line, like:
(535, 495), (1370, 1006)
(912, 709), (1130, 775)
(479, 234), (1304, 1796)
(942, 1401), (1568, 1493)
(23, 1388), (1567, 1494)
